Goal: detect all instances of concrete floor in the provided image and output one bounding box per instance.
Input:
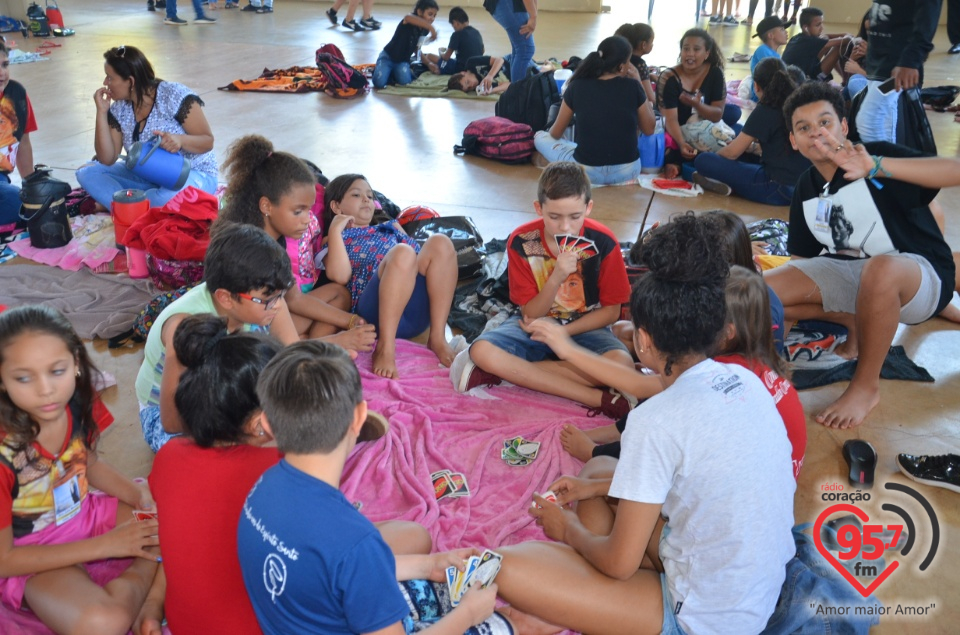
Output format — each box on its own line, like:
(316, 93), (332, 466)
(6, 0), (960, 631)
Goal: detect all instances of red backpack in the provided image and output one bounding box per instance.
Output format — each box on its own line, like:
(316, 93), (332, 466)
(454, 116), (534, 164)
(315, 44), (368, 99)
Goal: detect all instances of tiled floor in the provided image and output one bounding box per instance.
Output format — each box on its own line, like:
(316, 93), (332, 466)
(7, 1), (960, 631)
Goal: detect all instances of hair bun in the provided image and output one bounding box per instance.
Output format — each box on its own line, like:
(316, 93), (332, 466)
(640, 213), (728, 286)
(173, 315), (230, 369)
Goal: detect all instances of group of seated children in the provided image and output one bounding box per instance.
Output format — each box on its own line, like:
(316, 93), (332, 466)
(4, 129), (960, 630)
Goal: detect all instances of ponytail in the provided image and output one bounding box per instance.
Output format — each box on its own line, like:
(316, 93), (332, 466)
(571, 36), (632, 82)
(754, 57), (797, 109)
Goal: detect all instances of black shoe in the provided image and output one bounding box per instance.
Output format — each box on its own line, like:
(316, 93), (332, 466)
(359, 16), (381, 29)
(342, 18), (366, 31)
(156, 0), (166, 7)
(949, 42), (960, 55)
(241, 3), (258, 10)
(897, 453), (960, 493)
(147, 0), (156, 11)
(325, 7), (337, 24)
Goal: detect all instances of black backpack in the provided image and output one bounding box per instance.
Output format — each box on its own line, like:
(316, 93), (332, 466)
(494, 71), (561, 132)
(847, 86), (937, 155)
(919, 85), (960, 112)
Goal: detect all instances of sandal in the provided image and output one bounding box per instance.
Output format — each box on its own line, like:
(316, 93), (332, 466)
(37, 41), (62, 48)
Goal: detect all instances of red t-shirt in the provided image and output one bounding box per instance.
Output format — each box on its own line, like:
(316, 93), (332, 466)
(149, 439), (281, 635)
(0, 397), (113, 535)
(716, 354), (806, 479)
(507, 218), (631, 323)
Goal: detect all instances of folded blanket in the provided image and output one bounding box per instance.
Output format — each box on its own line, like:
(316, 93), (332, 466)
(342, 340), (609, 552)
(377, 71), (504, 100)
(0, 264), (157, 339)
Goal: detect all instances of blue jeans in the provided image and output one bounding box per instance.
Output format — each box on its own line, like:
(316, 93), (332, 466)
(693, 152), (794, 206)
(76, 160), (218, 209)
(476, 315), (628, 361)
(166, 0), (207, 18)
(723, 103), (743, 135)
(0, 174), (21, 225)
(760, 526), (880, 635)
(492, 0), (535, 83)
(373, 51), (413, 88)
(534, 131), (643, 185)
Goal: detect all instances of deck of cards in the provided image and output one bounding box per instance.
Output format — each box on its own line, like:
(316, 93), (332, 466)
(446, 549), (503, 606)
(556, 233), (598, 259)
(501, 436), (540, 466)
(132, 510), (158, 522)
(432, 470), (470, 500)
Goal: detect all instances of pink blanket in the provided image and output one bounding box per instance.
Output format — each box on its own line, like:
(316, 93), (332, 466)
(342, 340), (607, 552)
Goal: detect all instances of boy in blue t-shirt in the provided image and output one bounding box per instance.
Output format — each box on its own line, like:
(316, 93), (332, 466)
(424, 6), (485, 75)
(237, 341), (506, 635)
(749, 16), (789, 101)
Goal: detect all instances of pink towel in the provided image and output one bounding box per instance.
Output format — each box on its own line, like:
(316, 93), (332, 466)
(342, 340), (608, 552)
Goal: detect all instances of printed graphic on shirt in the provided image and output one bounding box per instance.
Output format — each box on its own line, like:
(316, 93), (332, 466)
(263, 553), (287, 603)
(709, 371), (746, 402)
(0, 94), (27, 173)
(802, 178), (896, 258)
(515, 228), (601, 323)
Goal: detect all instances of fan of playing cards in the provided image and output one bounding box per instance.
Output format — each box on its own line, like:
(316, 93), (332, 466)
(556, 233), (598, 259)
(446, 549), (503, 606)
(501, 436), (540, 466)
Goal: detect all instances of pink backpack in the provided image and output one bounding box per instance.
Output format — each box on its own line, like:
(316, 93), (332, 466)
(454, 116), (534, 164)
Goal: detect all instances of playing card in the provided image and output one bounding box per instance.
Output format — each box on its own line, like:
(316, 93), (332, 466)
(445, 566), (459, 605)
(449, 472), (470, 497)
(516, 442), (540, 459)
(432, 472), (455, 500)
(556, 234), (578, 253)
(431, 469), (452, 480)
(132, 510), (158, 522)
(506, 457), (530, 467)
(472, 550), (503, 588)
(457, 555), (482, 600)
(531, 489), (558, 509)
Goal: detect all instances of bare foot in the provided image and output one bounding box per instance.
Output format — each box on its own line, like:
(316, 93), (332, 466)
(372, 341), (398, 379)
(429, 337), (457, 368)
(499, 606), (564, 635)
(560, 424), (597, 463)
(325, 324), (377, 352)
(937, 298), (960, 324)
(816, 384), (880, 429)
(834, 337), (858, 360)
(664, 163), (680, 179)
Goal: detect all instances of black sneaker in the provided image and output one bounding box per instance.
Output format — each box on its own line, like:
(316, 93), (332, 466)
(256, 5), (272, 12)
(147, 0), (156, 11)
(241, 3), (258, 10)
(163, 15), (188, 24)
(195, 14), (217, 23)
(156, 0), (166, 7)
(897, 453), (960, 493)
(692, 171), (732, 196)
(342, 18), (366, 31)
(325, 7), (338, 24)
(360, 16), (381, 29)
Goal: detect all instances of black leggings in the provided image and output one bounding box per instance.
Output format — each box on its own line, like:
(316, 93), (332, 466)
(747, 0), (774, 19)
(591, 412), (630, 460)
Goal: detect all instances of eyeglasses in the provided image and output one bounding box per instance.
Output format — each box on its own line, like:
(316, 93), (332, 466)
(237, 290), (286, 311)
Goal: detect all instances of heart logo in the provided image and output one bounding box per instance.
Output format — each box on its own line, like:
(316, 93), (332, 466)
(813, 504), (900, 598)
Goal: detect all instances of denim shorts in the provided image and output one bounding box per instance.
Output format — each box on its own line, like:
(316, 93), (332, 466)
(660, 573), (687, 635)
(357, 271), (431, 340)
(475, 315), (628, 361)
(139, 402), (180, 453)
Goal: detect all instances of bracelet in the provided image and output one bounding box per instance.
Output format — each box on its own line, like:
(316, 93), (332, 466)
(867, 155), (891, 180)
(347, 314), (361, 330)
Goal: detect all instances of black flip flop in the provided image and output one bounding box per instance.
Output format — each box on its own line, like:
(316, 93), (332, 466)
(843, 440), (877, 488)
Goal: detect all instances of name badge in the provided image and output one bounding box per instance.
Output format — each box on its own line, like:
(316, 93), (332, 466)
(53, 473), (82, 526)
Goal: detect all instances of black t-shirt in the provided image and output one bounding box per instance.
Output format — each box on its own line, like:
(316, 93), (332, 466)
(657, 65), (725, 126)
(787, 141), (954, 313)
(448, 25), (484, 72)
(464, 55), (508, 87)
(864, 0), (939, 80)
(782, 33), (826, 79)
(741, 103), (811, 186)
(383, 20), (429, 63)
(563, 76), (644, 166)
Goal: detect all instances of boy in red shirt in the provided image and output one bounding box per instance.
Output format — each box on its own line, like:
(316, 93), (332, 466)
(450, 162), (635, 419)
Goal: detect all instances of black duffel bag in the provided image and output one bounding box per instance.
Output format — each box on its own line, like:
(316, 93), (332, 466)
(401, 216), (485, 280)
(19, 166), (73, 249)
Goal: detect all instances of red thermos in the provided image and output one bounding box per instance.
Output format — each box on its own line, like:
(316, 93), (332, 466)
(45, 0), (64, 28)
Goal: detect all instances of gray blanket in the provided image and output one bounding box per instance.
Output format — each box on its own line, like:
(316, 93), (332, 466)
(0, 265), (157, 339)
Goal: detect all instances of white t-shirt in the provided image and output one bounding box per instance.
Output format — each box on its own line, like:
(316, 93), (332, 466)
(609, 358), (795, 635)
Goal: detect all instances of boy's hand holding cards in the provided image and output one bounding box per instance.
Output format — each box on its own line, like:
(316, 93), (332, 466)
(556, 233), (598, 260)
(445, 549), (503, 606)
(431, 469), (470, 500)
(529, 489), (558, 509)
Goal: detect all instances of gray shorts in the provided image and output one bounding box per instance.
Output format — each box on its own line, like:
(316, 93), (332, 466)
(786, 254), (941, 325)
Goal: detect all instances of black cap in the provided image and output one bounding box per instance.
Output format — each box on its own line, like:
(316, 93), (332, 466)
(753, 16), (788, 39)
